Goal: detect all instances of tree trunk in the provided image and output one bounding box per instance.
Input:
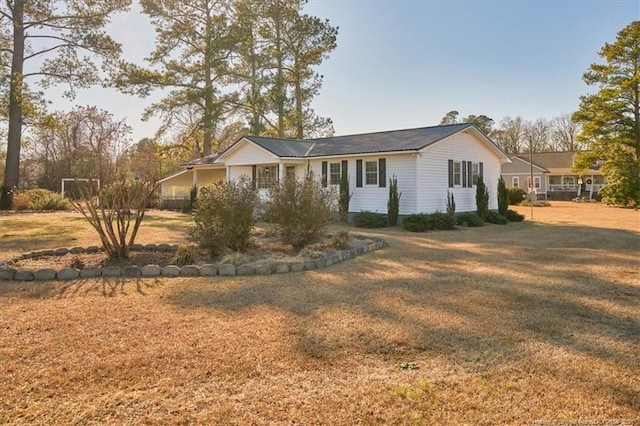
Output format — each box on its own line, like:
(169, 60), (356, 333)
(275, 4), (284, 138)
(294, 56), (303, 140)
(1, 0), (25, 209)
(202, 15), (213, 157)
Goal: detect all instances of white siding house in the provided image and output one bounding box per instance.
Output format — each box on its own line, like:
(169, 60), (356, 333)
(159, 123), (511, 216)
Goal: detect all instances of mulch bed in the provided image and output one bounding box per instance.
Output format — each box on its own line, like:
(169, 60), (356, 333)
(9, 232), (370, 271)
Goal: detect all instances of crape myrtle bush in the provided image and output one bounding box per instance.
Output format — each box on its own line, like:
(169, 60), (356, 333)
(403, 212), (456, 232)
(506, 209), (525, 222)
(189, 177), (258, 257)
(70, 178), (157, 260)
(507, 187), (527, 205)
(354, 211), (388, 228)
(12, 188), (72, 211)
(265, 172), (334, 250)
(456, 212), (484, 227)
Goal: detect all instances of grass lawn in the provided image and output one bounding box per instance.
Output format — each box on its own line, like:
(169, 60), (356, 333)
(0, 203), (638, 424)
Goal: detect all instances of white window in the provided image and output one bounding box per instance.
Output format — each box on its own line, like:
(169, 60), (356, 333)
(534, 176), (541, 189)
(512, 177), (519, 188)
(329, 163), (341, 186)
(563, 176), (575, 186)
(256, 165), (277, 189)
(453, 161), (462, 186)
(365, 161), (377, 185)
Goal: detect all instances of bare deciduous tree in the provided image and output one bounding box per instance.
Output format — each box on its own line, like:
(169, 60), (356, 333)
(550, 113), (583, 151)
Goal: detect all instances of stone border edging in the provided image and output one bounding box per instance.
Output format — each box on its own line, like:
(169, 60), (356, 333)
(0, 238), (387, 282)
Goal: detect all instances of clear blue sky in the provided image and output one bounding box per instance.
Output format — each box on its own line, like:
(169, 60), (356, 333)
(52, 0), (640, 142)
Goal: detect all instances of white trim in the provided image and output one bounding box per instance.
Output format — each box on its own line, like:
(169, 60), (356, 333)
(215, 137), (279, 163)
(306, 150), (419, 161)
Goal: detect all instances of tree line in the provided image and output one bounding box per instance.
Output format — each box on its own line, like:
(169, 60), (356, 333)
(0, 0), (337, 208)
(439, 111), (583, 154)
(0, 4), (637, 207)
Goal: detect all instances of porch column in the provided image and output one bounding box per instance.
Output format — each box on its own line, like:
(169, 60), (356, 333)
(192, 169), (198, 188)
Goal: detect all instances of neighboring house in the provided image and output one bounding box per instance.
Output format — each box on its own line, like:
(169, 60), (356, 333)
(159, 123), (511, 217)
(501, 151), (606, 201)
(501, 155), (549, 198)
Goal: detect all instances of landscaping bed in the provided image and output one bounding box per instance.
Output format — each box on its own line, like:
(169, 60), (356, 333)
(1, 230), (385, 280)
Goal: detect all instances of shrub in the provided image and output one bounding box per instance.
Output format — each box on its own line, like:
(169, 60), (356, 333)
(520, 200), (551, 207)
(354, 211), (387, 228)
(172, 245), (199, 266)
(505, 209), (525, 222)
(403, 212), (456, 232)
(70, 178), (158, 259)
(11, 188), (72, 211)
(265, 172), (334, 250)
(485, 211), (508, 225)
(189, 177), (258, 257)
(338, 172), (352, 223)
(300, 247), (325, 258)
(11, 192), (30, 210)
(446, 190), (455, 216)
(219, 251), (251, 265)
(497, 176), (508, 216)
(476, 176), (490, 220)
(68, 256), (86, 270)
(507, 187), (527, 205)
(387, 175), (402, 226)
(330, 231), (350, 249)
(456, 212), (484, 227)
(181, 199), (191, 214)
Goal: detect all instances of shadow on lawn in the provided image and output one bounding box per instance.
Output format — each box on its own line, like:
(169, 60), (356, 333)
(0, 277), (163, 299)
(166, 221), (640, 408)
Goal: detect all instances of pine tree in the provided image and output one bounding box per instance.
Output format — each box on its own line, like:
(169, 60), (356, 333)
(573, 21), (640, 206)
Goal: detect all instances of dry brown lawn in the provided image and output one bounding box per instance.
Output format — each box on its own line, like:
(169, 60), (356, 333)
(0, 203), (638, 425)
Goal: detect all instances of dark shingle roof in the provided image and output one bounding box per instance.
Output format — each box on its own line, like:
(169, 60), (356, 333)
(243, 123), (475, 158)
(244, 136), (314, 157)
(515, 152), (576, 170)
(306, 123), (473, 156)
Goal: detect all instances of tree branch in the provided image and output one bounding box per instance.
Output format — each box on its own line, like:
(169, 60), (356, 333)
(23, 43), (74, 61)
(24, 12), (111, 30)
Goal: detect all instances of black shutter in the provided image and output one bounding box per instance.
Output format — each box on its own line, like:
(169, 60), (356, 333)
(479, 162), (484, 178)
(321, 161), (328, 187)
(468, 161), (473, 186)
(356, 160), (363, 187)
(252, 165), (257, 190)
(448, 159), (454, 188)
(276, 164), (280, 183)
(378, 158), (386, 187)
(341, 160), (348, 181)
(462, 161), (467, 188)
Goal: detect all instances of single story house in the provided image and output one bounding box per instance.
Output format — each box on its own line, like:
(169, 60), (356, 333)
(500, 151), (606, 201)
(159, 123), (512, 217)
